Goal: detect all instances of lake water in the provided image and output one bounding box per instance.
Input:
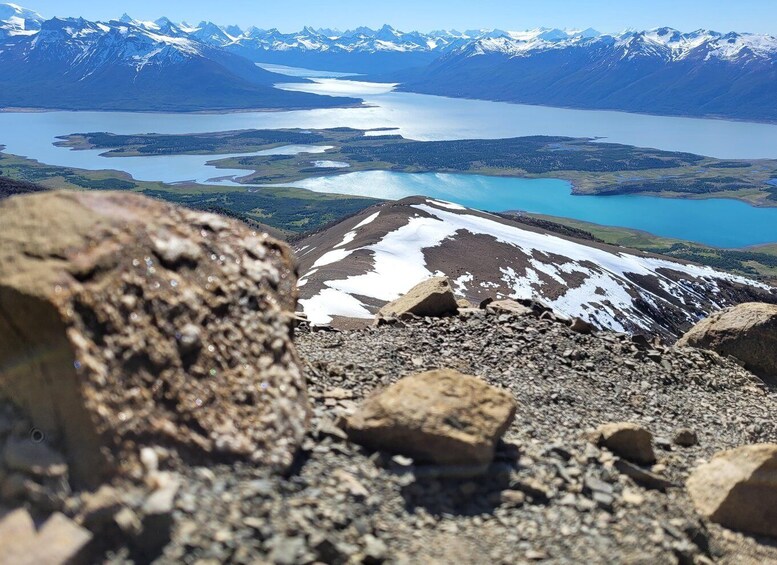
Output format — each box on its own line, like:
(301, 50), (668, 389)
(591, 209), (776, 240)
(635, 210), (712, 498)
(284, 171), (777, 248)
(1, 70), (777, 246)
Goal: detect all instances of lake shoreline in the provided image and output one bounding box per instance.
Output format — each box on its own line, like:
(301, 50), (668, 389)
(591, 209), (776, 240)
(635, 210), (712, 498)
(390, 84), (777, 128)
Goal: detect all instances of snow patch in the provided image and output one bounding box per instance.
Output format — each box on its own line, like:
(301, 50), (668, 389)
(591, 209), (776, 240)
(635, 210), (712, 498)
(299, 288), (372, 325)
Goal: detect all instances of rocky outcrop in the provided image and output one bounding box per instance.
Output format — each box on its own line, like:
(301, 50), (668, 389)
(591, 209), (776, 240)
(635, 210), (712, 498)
(377, 277), (458, 320)
(345, 369), (516, 472)
(687, 444), (777, 538)
(677, 302), (777, 386)
(0, 191), (309, 487)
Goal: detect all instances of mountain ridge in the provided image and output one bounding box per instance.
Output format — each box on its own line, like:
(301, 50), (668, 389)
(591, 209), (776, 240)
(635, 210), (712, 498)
(0, 5), (361, 111)
(295, 197), (776, 337)
(382, 28), (777, 122)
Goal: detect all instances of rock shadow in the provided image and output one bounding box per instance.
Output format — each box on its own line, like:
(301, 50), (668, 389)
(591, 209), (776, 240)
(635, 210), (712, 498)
(396, 441), (530, 517)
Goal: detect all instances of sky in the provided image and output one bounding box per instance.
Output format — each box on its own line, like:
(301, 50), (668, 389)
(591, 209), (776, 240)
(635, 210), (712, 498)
(17, 0), (777, 34)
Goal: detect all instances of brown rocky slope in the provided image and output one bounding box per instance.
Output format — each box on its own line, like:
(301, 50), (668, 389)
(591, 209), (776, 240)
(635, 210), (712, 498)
(1, 192), (777, 564)
(295, 197), (776, 339)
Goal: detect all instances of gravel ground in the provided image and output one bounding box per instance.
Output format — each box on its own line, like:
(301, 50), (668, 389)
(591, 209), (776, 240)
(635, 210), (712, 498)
(145, 310), (777, 564)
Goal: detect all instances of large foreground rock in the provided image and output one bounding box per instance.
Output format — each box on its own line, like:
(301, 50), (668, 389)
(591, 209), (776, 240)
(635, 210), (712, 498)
(0, 191), (309, 487)
(687, 444), (777, 538)
(377, 277), (458, 319)
(677, 303), (777, 386)
(345, 369), (516, 471)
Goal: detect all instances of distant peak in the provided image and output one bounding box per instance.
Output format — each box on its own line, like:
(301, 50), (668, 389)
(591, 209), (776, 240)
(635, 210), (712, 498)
(0, 2), (42, 23)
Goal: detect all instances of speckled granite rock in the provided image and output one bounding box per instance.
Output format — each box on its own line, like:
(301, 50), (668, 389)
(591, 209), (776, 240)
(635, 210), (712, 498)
(0, 191), (309, 487)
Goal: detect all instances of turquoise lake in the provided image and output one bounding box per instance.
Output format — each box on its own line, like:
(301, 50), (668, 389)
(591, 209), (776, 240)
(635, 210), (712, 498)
(286, 171), (777, 248)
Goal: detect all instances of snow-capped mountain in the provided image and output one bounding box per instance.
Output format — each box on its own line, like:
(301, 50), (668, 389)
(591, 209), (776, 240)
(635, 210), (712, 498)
(0, 8), (360, 111)
(390, 27), (777, 122)
(457, 27), (777, 62)
(296, 197), (775, 337)
(224, 24), (473, 73)
(3, 3), (776, 120)
(0, 2), (41, 36)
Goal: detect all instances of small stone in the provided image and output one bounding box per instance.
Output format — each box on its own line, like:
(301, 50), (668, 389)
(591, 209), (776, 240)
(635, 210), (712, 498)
(673, 428), (699, 447)
(333, 469), (370, 499)
(570, 317), (595, 334)
(591, 422), (656, 465)
(500, 489), (526, 507)
(140, 447), (159, 475)
(614, 460), (675, 491)
(143, 472), (181, 515)
(510, 478), (551, 503)
(242, 517), (265, 531)
(592, 491), (615, 511)
(584, 476), (614, 495)
(2, 436), (68, 478)
(486, 299), (534, 317)
(622, 488), (645, 506)
(655, 436), (673, 451)
(270, 536), (308, 565)
(526, 549), (548, 561)
(391, 455), (414, 467)
(363, 534), (388, 564)
(79, 485), (124, 531)
(177, 324), (202, 353)
(316, 419), (349, 441)
(115, 507), (142, 536)
(324, 388), (354, 400)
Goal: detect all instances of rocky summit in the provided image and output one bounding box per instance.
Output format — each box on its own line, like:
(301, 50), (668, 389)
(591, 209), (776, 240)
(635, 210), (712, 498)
(1, 192), (777, 564)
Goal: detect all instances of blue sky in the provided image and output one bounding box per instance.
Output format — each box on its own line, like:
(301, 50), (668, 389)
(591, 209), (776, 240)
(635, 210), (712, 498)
(20, 0), (777, 34)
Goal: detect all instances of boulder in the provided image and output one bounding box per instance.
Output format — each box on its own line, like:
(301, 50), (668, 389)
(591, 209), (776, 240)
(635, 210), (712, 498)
(590, 422), (656, 465)
(345, 369), (516, 472)
(377, 277), (458, 319)
(485, 299), (534, 317)
(0, 191), (309, 488)
(686, 444), (777, 538)
(677, 303), (777, 386)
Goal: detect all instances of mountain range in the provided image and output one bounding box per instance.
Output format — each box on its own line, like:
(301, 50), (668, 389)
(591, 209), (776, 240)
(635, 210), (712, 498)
(295, 197), (775, 338)
(0, 4), (359, 111)
(2, 3), (776, 119)
(386, 27), (777, 122)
